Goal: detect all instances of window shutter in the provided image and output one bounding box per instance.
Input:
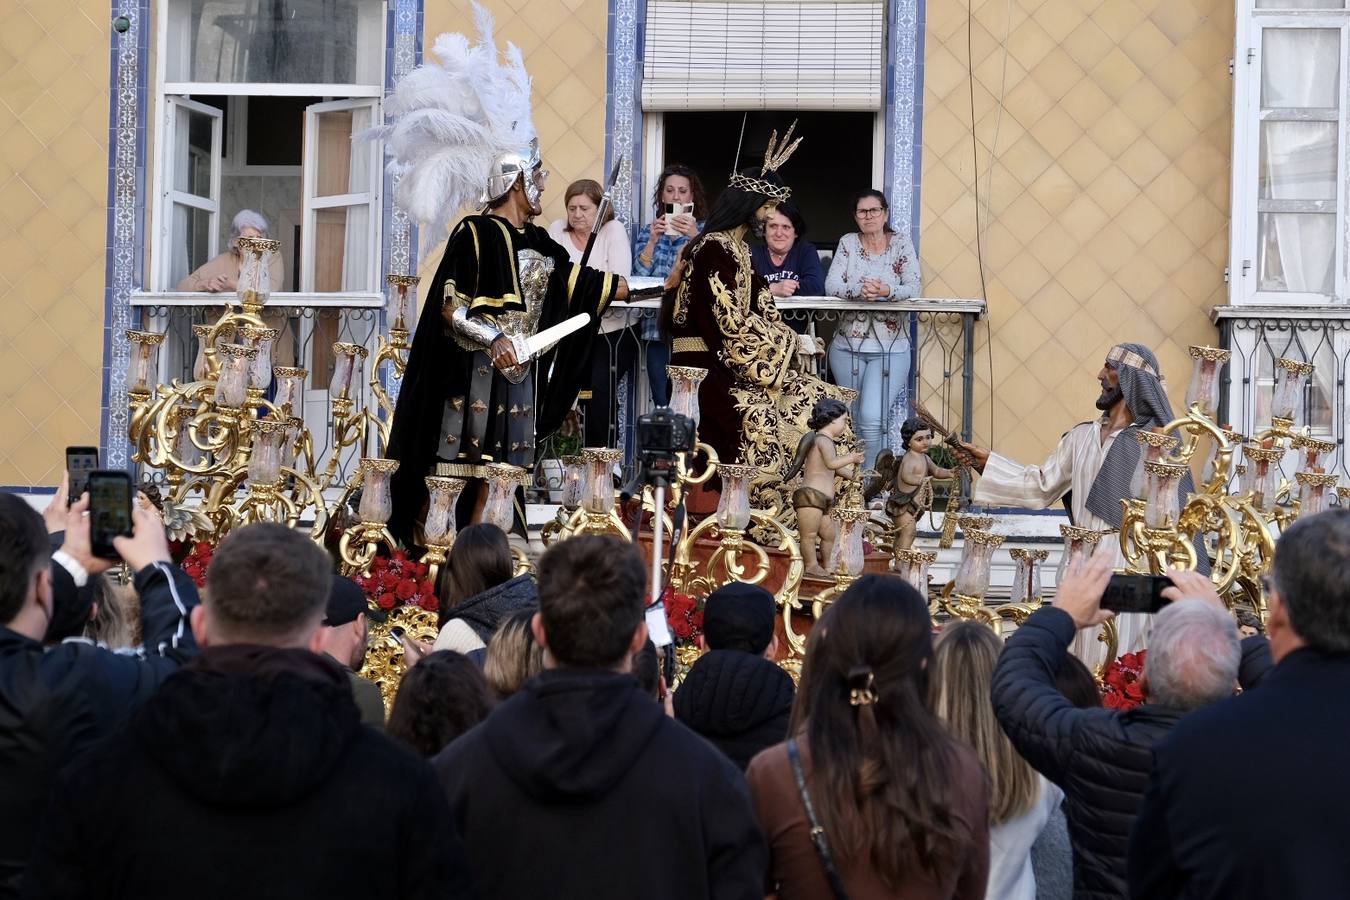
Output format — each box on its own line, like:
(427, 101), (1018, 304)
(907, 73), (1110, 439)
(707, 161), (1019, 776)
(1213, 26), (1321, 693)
(641, 0), (886, 111)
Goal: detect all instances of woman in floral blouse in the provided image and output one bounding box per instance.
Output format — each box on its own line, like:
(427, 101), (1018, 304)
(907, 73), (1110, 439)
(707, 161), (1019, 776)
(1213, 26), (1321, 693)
(824, 189), (922, 469)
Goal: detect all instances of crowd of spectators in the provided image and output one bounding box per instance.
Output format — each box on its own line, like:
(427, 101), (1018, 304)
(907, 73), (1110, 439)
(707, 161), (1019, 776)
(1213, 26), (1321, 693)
(4, 474), (1348, 898)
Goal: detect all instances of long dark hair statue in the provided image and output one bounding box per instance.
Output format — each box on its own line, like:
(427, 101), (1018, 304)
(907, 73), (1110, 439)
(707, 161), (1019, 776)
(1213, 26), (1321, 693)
(660, 167), (784, 334)
(797, 573), (979, 888)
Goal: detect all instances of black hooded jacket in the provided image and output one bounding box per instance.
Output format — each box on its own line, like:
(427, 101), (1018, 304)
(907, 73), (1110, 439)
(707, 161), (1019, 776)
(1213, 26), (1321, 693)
(673, 649), (794, 770)
(449, 574), (538, 643)
(433, 668), (767, 900)
(22, 646), (471, 900)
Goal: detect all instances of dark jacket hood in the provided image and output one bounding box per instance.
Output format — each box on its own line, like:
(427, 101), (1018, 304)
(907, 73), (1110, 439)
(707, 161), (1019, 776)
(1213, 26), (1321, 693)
(673, 649), (795, 737)
(483, 668), (664, 802)
(451, 574), (538, 641)
(133, 645), (360, 810)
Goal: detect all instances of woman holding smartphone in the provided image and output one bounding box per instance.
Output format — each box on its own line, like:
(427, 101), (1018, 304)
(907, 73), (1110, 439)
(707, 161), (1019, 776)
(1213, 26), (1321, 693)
(632, 163), (707, 405)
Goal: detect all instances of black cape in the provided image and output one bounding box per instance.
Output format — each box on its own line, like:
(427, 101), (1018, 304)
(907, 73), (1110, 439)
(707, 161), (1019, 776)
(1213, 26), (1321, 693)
(387, 214), (618, 545)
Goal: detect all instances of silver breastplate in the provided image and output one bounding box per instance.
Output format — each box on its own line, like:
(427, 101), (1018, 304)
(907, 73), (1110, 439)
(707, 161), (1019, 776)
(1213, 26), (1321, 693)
(499, 249), (554, 340)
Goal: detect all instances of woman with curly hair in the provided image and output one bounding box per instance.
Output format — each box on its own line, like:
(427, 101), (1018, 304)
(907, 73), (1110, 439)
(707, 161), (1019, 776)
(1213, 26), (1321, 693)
(386, 651), (494, 758)
(748, 574), (989, 898)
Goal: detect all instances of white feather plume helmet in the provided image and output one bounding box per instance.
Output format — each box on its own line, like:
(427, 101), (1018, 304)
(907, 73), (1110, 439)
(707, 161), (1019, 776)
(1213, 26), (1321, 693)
(371, 3), (536, 243)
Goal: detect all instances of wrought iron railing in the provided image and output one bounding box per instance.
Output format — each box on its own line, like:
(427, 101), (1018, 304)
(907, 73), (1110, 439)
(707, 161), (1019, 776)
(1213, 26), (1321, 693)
(1214, 305), (1350, 486)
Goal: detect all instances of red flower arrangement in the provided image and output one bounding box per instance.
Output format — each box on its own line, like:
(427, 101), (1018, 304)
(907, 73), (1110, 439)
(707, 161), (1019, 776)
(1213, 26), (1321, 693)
(355, 551), (439, 613)
(178, 540), (215, 588)
(663, 585), (704, 643)
(1102, 650), (1147, 710)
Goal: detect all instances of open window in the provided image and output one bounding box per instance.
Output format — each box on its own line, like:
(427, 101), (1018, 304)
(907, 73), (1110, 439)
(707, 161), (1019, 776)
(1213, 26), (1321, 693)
(160, 97), (223, 289)
(301, 98), (380, 293)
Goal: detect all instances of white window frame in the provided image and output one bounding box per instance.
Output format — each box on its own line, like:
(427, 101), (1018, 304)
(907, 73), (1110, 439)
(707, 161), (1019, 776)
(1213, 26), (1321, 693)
(300, 98), (383, 293)
(148, 0), (387, 295)
(155, 96), (224, 289)
(1230, 3), (1350, 306)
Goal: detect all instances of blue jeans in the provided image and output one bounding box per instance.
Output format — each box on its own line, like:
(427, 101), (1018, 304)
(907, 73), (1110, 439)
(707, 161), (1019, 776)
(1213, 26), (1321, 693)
(645, 339), (671, 406)
(828, 340), (910, 471)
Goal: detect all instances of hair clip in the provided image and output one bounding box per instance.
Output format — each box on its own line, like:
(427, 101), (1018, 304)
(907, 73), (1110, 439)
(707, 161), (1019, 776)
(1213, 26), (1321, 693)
(848, 669), (876, 707)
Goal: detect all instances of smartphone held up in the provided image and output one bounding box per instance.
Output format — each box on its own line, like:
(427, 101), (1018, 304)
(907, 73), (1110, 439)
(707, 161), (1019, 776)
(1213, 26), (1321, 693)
(65, 446), (99, 506)
(1101, 573), (1172, 615)
(86, 470), (134, 559)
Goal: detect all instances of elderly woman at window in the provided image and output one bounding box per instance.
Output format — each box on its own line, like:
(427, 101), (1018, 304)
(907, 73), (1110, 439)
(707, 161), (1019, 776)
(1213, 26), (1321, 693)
(824, 189), (921, 470)
(177, 209), (285, 293)
(547, 178), (634, 449)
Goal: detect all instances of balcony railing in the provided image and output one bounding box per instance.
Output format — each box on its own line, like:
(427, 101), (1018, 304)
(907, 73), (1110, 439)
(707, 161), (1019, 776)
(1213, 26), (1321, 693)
(131, 292), (986, 492)
(1214, 304), (1350, 484)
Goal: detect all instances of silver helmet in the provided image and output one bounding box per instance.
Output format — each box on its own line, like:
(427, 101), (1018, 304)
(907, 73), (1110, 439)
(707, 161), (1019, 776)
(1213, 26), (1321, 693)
(480, 138), (543, 208)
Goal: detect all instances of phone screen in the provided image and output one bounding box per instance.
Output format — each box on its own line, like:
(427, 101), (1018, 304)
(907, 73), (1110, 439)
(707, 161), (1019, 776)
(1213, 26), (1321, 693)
(1101, 574), (1172, 614)
(66, 446), (99, 506)
(87, 471), (132, 559)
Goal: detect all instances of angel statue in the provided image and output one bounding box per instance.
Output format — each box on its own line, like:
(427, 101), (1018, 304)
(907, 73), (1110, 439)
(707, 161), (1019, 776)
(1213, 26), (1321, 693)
(871, 417), (957, 552)
(784, 398), (865, 577)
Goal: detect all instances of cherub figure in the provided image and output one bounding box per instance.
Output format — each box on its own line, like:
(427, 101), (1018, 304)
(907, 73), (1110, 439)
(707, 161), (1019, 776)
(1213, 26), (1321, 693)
(785, 398), (865, 577)
(881, 417), (957, 551)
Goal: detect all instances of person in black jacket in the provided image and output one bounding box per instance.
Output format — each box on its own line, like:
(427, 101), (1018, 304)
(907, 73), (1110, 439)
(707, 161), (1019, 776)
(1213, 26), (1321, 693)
(433, 535), (767, 900)
(991, 546), (1262, 900)
(1129, 509), (1350, 900)
(22, 522), (470, 900)
(673, 581), (794, 769)
(0, 492), (197, 899)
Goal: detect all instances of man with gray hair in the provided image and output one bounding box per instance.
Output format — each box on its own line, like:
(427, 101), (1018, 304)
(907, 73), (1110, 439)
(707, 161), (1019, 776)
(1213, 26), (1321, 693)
(1129, 509), (1350, 899)
(992, 544), (1262, 899)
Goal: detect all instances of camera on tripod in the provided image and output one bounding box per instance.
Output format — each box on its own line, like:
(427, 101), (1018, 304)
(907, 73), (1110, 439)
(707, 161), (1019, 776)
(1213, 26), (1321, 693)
(634, 407), (697, 488)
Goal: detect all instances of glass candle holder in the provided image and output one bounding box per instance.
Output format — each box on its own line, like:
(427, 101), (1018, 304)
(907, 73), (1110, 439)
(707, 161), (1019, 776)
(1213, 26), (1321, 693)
(192, 323), (235, 381)
(1271, 357), (1315, 424)
(1009, 548), (1049, 604)
(892, 548), (937, 593)
(329, 342), (369, 400)
(247, 419), (289, 486)
(423, 476), (467, 546)
(282, 416), (303, 469)
(214, 343), (258, 408)
(667, 366), (708, 430)
(1293, 436), (1336, 474)
(482, 462), (526, 531)
(957, 514), (994, 534)
(826, 507), (868, 577)
(1057, 524), (1110, 583)
(1296, 471), (1338, 518)
(357, 458), (401, 524)
(240, 325), (279, 391)
(272, 367), (308, 416)
(580, 448), (623, 515)
(1204, 427), (1245, 485)
(235, 236), (280, 307)
(1338, 486), (1350, 508)
(1241, 444), (1285, 514)
(125, 330), (166, 394)
(1185, 346), (1230, 417)
(560, 455), (587, 512)
(1143, 461), (1186, 529)
(1130, 431), (1180, 499)
(174, 403), (202, 467)
(714, 463), (757, 531)
(386, 274), (420, 334)
(954, 529), (1004, 599)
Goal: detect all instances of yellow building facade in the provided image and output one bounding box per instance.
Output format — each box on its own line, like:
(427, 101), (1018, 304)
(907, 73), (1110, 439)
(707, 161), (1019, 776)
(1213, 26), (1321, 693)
(0, 0), (1234, 490)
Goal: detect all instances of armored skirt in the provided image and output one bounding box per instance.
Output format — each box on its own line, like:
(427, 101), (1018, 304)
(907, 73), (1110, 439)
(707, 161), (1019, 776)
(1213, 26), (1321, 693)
(667, 231), (849, 516)
(387, 214), (618, 544)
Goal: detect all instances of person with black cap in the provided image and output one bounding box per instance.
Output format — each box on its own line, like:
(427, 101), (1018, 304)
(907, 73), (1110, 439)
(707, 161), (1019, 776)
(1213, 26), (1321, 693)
(673, 581), (795, 770)
(318, 575), (387, 729)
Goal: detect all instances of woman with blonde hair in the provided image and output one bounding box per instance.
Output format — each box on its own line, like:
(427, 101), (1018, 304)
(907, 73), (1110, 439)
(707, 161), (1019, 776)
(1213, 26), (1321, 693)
(482, 607), (544, 699)
(932, 621), (1065, 900)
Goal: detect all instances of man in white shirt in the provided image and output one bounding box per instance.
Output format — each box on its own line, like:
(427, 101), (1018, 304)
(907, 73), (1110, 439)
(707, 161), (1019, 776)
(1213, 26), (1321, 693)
(954, 343), (1192, 660)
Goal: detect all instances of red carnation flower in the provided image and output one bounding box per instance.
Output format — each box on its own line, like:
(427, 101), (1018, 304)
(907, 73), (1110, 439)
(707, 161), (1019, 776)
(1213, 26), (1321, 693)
(395, 579), (417, 601)
(376, 592), (396, 610)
